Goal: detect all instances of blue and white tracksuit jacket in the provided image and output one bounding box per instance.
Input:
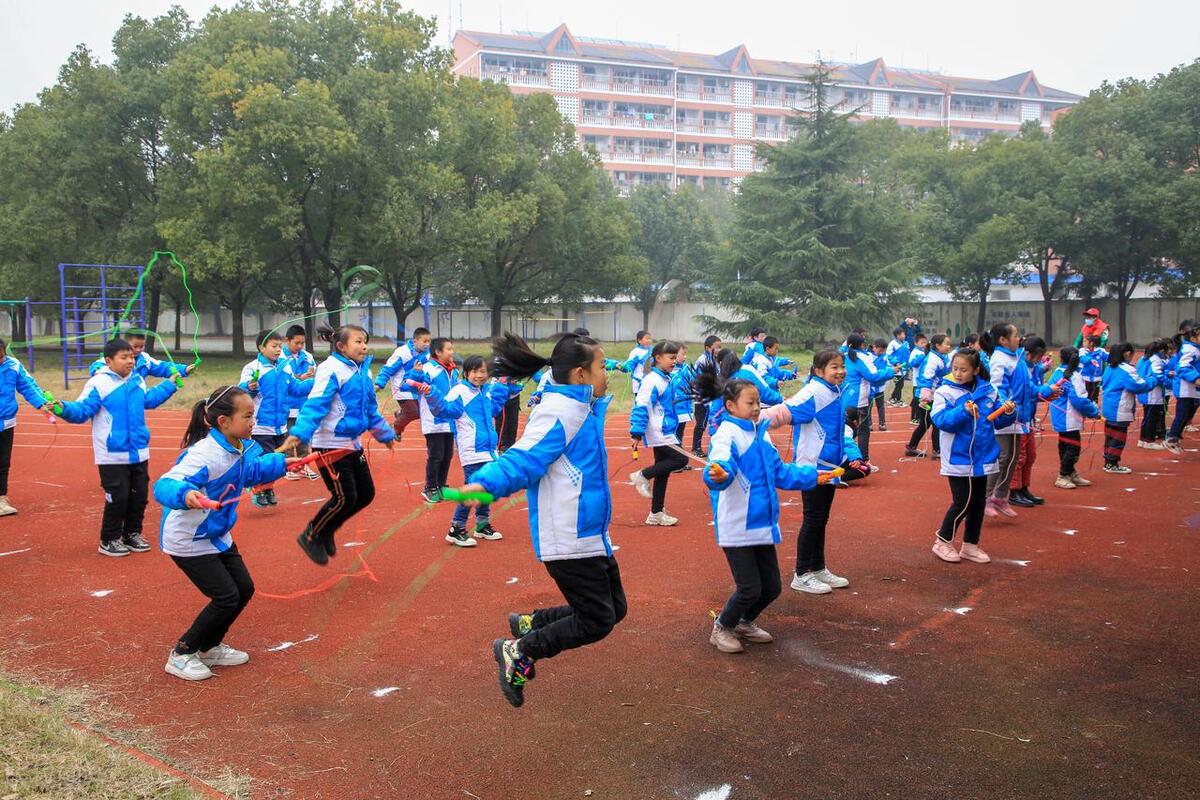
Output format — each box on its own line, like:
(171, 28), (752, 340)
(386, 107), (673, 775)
(426, 379), (509, 466)
(1014, 357), (1055, 428)
(671, 362), (696, 423)
(735, 364), (782, 407)
(416, 359), (457, 435)
(741, 340), (765, 365)
(153, 430), (287, 557)
(59, 367), (178, 465)
(529, 367), (554, 406)
(917, 350), (949, 401)
(0, 356), (46, 430)
(988, 346), (1031, 436)
(238, 354), (313, 436)
(703, 415), (816, 547)
(886, 338), (912, 375)
(471, 383), (614, 562)
(780, 375), (845, 470)
(89, 351), (190, 380)
(623, 345), (652, 395)
(931, 380), (1014, 477)
(375, 340), (429, 401)
(1048, 367), (1099, 433)
(870, 352), (890, 399)
(1137, 354), (1170, 406)
(1101, 363), (1151, 424)
(631, 367), (679, 446)
(1175, 341), (1200, 400)
(284, 348), (316, 419)
(908, 349), (929, 387)
(842, 350), (893, 411)
(843, 426), (864, 463)
(1079, 348), (1105, 385)
(290, 353), (395, 450)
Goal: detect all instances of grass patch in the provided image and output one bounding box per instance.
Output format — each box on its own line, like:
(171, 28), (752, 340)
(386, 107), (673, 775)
(0, 673), (248, 799)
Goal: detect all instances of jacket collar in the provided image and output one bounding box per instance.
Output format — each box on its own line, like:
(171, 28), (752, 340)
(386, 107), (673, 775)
(210, 429), (244, 454)
(332, 351), (373, 371)
(257, 352), (275, 367)
(725, 415), (756, 432)
(810, 375), (838, 392)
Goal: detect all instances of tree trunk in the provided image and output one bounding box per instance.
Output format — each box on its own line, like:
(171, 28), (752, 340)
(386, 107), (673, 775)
(1037, 253), (1054, 345)
(302, 287), (314, 344)
(212, 305), (225, 336)
(1117, 292), (1128, 342)
(174, 301), (182, 353)
(490, 294), (505, 337)
(321, 286), (343, 329)
(642, 304), (651, 332)
(230, 289), (246, 358)
(389, 292), (408, 340)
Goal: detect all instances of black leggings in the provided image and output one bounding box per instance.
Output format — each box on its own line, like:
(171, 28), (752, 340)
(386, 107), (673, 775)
(890, 375), (906, 403)
(640, 445), (688, 513)
(309, 450), (375, 546)
(692, 403), (709, 451)
(855, 405), (873, 460)
(171, 545), (254, 655)
(938, 475), (988, 545)
(1168, 396), (1199, 441)
(0, 426), (12, 496)
(1140, 404), (1165, 443)
(795, 484), (836, 575)
(718, 545), (781, 628)
(908, 404), (940, 452)
(1104, 421), (1129, 465)
(1058, 430), (1081, 476)
(424, 432), (455, 492)
(518, 556), (627, 661)
(495, 395), (521, 451)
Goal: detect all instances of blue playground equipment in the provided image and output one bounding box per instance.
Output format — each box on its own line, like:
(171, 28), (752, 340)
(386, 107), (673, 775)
(58, 263), (145, 388)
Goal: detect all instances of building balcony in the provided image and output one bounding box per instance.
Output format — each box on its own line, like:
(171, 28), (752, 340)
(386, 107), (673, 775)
(675, 120), (733, 136)
(604, 148), (674, 165)
(481, 67), (549, 87)
(889, 106), (945, 120)
(948, 107), (1022, 123)
(754, 92), (792, 108)
(580, 74), (674, 96)
(677, 85), (732, 103)
(754, 124), (788, 140)
(580, 112), (673, 131)
(676, 153), (733, 168)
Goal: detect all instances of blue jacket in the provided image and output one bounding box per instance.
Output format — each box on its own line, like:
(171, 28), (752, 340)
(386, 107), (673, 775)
(427, 379), (509, 465)
(1048, 366), (1100, 433)
(886, 338), (911, 370)
(0, 356), (46, 429)
(375, 340), (429, 400)
(931, 379), (1014, 477)
(89, 351), (190, 380)
(154, 430), (287, 557)
(59, 367), (177, 464)
(908, 349), (929, 386)
(703, 415), (816, 547)
(1101, 362), (1151, 423)
(843, 426), (863, 463)
(623, 345), (652, 394)
(1079, 348), (1105, 382)
(741, 340), (765, 365)
(735, 364), (782, 407)
(671, 362), (697, 422)
(239, 354), (313, 436)
(291, 353), (394, 450)
(1137, 354), (1171, 405)
(631, 366), (679, 446)
(1176, 340), (1200, 400)
(416, 359), (457, 434)
(1014, 357), (1055, 425)
(781, 375), (845, 469)
(472, 383), (614, 562)
(870, 352), (890, 398)
(842, 350), (893, 409)
(283, 348), (316, 414)
(988, 346), (1032, 435)
(916, 350), (949, 394)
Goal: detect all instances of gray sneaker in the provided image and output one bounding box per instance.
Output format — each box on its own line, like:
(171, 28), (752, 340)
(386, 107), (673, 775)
(122, 533), (151, 553)
(710, 622), (745, 653)
(98, 539), (130, 558)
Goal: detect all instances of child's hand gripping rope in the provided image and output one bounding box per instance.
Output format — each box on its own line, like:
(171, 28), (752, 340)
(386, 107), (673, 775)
(442, 485), (495, 508)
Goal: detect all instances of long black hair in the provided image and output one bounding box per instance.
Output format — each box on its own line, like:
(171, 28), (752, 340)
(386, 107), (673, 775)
(845, 333), (866, 362)
(951, 348), (991, 383)
(985, 323), (1015, 355)
(1144, 338), (1170, 359)
(692, 347), (741, 402)
(182, 385), (250, 449)
(1059, 346), (1081, 381)
(491, 332), (600, 385)
(1107, 341), (1134, 367)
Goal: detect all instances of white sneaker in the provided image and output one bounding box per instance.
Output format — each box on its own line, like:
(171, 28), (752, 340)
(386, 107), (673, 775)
(1186, 425), (1199, 433)
(0, 495), (16, 516)
(165, 650), (214, 681)
(813, 568), (849, 588)
(304, 466), (321, 481)
(645, 511), (678, 526)
(284, 470), (303, 481)
(790, 571), (832, 594)
(629, 471), (652, 499)
(1054, 475), (1076, 490)
(198, 642), (250, 667)
(1164, 440), (1183, 455)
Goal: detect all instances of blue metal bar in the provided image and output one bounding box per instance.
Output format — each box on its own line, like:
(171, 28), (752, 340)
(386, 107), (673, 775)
(59, 264), (67, 389)
(24, 297), (33, 373)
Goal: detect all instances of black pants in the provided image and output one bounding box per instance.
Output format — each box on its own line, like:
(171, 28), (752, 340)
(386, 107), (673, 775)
(309, 450), (375, 546)
(640, 445), (688, 513)
(251, 434), (286, 488)
(518, 556), (627, 661)
(718, 545), (781, 628)
(97, 462), (150, 543)
(496, 395), (521, 451)
(908, 405), (940, 453)
(692, 403), (709, 451)
(675, 422), (688, 445)
(840, 459), (870, 482)
(424, 432), (455, 492)
(171, 545), (254, 655)
(1058, 430), (1081, 476)
(1086, 381), (1100, 403)
(0, 427), (13, 495)
(1104, 421), (1129, 465)
(855, 405), (873, 460)
(874, 393), (887, 427)
(795, 484), (836, 575)
(938, 475), (988, 545)
(910, 395), (922, 423)
(1140, 404), (1165, 443)
(890, 375), (906, 403)
(1168, 396), (1199, 441)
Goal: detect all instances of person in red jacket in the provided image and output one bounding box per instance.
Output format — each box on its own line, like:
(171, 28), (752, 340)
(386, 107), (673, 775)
(1073, 308), (1110, 349)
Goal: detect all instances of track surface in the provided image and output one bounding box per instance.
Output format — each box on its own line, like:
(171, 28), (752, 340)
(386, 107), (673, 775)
(1, 405), (1197, 799)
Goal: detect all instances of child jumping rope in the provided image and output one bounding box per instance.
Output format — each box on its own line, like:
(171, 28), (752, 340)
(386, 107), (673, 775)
(629, 341), (686, 526)
(416, 337), (457, 503)
(279, 324), (395, 566)
(700, 377), (821, 654)
(983, 323), (1026, 518)
(1136, 338), (1172, 450)
(374, 326), (431, 441)
(154, 386), (296, 681)
(1165, 326), (1200, 454)
(240, 330), (313, 507)
(1100, 342), (1151, 474)
(455, 332), (623, 708)
(1048, 347), (1101, 490)
(0, 338), (50, 516)
(283, 325), (319, 481)
(843, 333), (896, 462)
(623, 330), (654, 397)
(930, 349), (1016, 564)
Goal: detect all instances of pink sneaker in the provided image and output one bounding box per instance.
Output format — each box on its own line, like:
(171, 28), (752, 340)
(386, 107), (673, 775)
(959, 543), (991, 563)
(932, 538), (961, 562)
(993, 499), (1018, 518)
(983, 499), (999, 518)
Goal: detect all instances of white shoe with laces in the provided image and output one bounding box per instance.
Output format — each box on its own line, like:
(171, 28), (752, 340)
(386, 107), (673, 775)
(790, 571), (832, 594)
(812, 568), (849, 588)
(629, 471), (652, 499)
(0, 495), (17, 516)
(165, 650), (215, 681)
(198, 642), (250, 667)
(304, 466), (320, 481)
(284, 470), (302, 481)
(645, 511), (678, 526)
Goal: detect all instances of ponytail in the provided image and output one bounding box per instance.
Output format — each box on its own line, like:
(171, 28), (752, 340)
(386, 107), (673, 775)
(492, 331), (599, 385)
(317, 322), (370, 352)
(1059, 346), (1081, 381)
(845, 333), (865, 362)
(182, 385), (249, 449)
(1107, 342), (1133, 368)
(692, 348), (741, 402)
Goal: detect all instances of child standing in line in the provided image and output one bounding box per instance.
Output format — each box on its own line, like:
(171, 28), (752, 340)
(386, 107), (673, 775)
(907, 333), (929, 424)
(842, 333), (895, 462)
(983, 323), (1028, 518)
(282, 325), (319, 481)
(1165, 326), (1200, 454)
(930, 350), (1016, 564)
(701, 378), (820, 654)
(623, 330), (654, 398)
(374, 326), (431, 442)
(1080, 335), (1105, 403)
(741, 327), (768, 365)
(1137, 338), (1172, 450)
(906, 334), (952, 458)
(0, 338), (50, 516)
(870, 337), (890, 431)
(420, 354), (509, 547)
(762, 350), (850, 594)
(1048, 347), (1101, 490)
(239, 330), (313, 507)
(56, 338), (178, 557)
(155, 386), (296, 681)
(629, 341), (685, 526)
(456, 332), (622, 708)
(886, 326), (911, 408)
(1100, 343), (1151, 474)
(691, 335), (723, 456)
(416, 337), (458, 503)
(279, 324), (395, 566)
(671, 343), (695, 447)
(1007, 336), (1056, 507)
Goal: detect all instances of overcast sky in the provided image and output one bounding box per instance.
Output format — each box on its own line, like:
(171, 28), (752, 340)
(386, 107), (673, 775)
(2, 0), (1197, 111)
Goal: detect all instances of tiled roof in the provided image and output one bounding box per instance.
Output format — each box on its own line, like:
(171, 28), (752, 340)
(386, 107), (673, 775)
(456, 27), (1083, 100)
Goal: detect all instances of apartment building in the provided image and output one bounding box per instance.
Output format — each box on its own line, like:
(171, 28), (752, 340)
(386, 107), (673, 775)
(452, 24), (1081, 193)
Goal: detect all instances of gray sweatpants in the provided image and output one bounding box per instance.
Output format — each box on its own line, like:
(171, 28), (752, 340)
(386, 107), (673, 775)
(986, 433), (1020, 501)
